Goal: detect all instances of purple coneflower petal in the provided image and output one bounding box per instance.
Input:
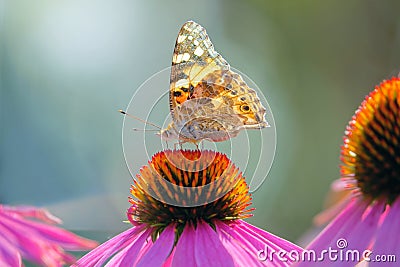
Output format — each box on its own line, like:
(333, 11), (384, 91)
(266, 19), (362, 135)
(342, 199), (384, 252)
(0, 205), (97, 266)
(173, 221), (235, 267)
(171, 224), (196, 267)
(239, 220), (301, 253)
(218, 220), (302, 266)
(0, 231), (22, 267)
(0, 213), (66, 265)
(195, 221), (235, 267)
(370, 198), (400, 267)
(136, 225), (175, 267)
(74, 225), (149, 267)
(105, 229), (150, 266)
(216, 221), (264, 266)
(2, 213), (96, 250)
(306, 198), (368, 251)
(2, 205), (62, 224)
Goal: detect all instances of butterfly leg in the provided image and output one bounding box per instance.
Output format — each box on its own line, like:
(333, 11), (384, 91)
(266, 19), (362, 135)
(164, 140), (169, 149)
(173, 140), (184, 150)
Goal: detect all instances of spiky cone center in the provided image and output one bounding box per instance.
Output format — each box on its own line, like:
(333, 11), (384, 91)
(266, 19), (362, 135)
(128, 150), (253, 240)
(341, 78), (400, 204)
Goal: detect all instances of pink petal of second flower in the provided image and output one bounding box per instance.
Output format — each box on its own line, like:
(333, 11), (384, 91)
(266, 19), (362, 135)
(370, 198), (400, 267)
(307, 198), (369, 251)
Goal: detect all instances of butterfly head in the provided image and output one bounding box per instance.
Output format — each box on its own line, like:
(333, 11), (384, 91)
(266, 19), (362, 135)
(157, 123), (180, 141)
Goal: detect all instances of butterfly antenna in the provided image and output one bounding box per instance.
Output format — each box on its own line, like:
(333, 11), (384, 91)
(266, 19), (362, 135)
(131, 128), (160, 132)
(119, 110), (162, 130)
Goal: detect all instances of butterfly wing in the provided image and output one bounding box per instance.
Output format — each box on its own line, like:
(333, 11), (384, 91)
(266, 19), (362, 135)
(169, 21), (268, 141)
(170, 21), (229, 111)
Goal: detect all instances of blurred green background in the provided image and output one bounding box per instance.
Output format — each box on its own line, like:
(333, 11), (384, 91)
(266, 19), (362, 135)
(1, 0), (400, 248)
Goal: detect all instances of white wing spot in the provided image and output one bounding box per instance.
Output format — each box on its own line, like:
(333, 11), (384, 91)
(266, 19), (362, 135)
(176, 79), (190, 88)
(174, 53), (190, 63)
(174, 54), (184, 63)
(194, 46), (204, 57)
(193, 39), (199, 46)
(188, 35), (193, 41)
(182, 53), (190, 61)
(177, 35), (187, 43)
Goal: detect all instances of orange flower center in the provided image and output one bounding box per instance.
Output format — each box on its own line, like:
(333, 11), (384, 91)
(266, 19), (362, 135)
(128, 150), (253, 237)
(341, 78), (400, 204)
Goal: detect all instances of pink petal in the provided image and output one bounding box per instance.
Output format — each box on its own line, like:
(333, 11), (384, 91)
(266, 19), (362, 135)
(238, 220), (302, 253)
(162, 247), (175, 267)
(0, 204), (97, 266)
(340, 200), (384, 252)
(1, 205), (62, 224)
(0, 228), (22, 267)
(295, 198), (369, 267)
(370, 199), (400, 267)
(321, 200), (382, 267)
(2, 213), (97, 250)
(194, 221), (235, 267)
(307, 198), (369, 251)
(105, 230), (150, 267)
(220, 220), (301, 266)
(136, 225), (175, 267)
(215, 221), (263, 266)
(173, 221), (235, 267)
(0, 214), (61, 265)
(171, 224), (196, 267)
(74, 225), (148, 267)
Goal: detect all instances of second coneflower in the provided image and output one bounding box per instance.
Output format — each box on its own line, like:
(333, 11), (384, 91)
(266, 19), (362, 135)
(298, 77), (400, 267)
(75, 150), (302, 266)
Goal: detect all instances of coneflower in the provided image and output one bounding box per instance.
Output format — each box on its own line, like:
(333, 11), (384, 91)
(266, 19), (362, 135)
(298, 77), (400, 267)
(75, 150), (301, 266)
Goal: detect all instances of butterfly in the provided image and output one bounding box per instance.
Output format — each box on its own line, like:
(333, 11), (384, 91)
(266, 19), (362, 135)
(158, 21), (269, 145)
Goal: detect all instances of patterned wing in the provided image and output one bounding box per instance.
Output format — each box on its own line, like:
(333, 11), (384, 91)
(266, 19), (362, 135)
(169, 21), (268, 140)
(170, 21), (229, 109)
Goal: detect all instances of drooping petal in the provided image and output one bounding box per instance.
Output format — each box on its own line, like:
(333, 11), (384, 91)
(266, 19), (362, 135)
(173, 222), (235, 267)
(215, 221), (264, 266)
(370, 198), (400, 267)
(136, 225), (175, 267)
(220, 220), (302, 267)
(238, 220), (302, 254)
(0, 212), (96, 250)
(0, 214), (67, 265)
(0, 228), (22, 267)
(340, 200), (384, 255)
(105, 228), (150, 267)
(194, 221), (235, 267)
(306, 198), (369, 251)
(172, 224), (197, 267)
(1, 205), (62, 224)
(74, 225), (148, 267)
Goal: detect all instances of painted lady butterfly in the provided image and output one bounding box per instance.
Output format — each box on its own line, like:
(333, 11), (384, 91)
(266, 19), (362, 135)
(159, 21), (269, 145)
